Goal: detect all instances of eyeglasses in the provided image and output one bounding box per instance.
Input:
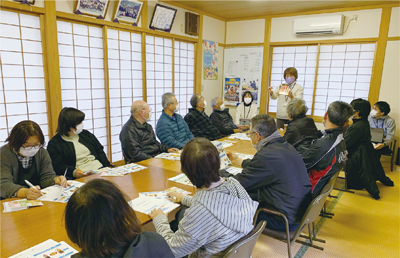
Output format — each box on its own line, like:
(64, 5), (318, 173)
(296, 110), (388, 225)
(246, 132), (256, 137)
(21, 144), (42, 150)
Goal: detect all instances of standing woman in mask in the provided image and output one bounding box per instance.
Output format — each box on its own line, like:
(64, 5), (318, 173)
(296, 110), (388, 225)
(235, 91), (258, 124)
(47, 107), (112, 179)
(268, 67), (304, 129)
(1, 120), (67, 199)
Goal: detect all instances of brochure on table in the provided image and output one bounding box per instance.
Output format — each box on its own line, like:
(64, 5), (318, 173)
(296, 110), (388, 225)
(10, 239), (78, 258)
(37, 181), (85, 203)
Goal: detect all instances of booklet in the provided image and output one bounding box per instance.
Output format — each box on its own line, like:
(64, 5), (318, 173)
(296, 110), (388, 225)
(100, 163), (147, 177)
(3, 199), (43, 213)
(9, 239), (78, 258)
(212, 141), (231, 169)
(168, 173), (194, 187)
(278, 85), (290, 95)
(220, 140), (236, 148)
(228, 133), (250, 140)
(139, 187), (191, 200)
(154, 152), (181, 161)
(128, 195), (180, 215)
(37, 181), (85, 203)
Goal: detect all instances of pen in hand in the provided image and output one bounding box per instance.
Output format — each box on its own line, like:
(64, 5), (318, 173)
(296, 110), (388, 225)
(24, 179), (44, 196)
(61, 167), (68, 188)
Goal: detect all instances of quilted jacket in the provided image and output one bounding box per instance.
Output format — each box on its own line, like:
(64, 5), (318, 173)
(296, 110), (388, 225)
(156, 111), (194, 149)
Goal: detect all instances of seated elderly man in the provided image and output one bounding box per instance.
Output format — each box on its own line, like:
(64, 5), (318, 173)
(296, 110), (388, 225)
(221, 114), (311, 231)
(120, 100), (178, 163)
(184, 94), (221, 141)
(368, 101), (396, 159)
(284, 98), (319, 154)
(156, 93), (194, 149)
(210, 97), (249, 136)
(301, 101), (353, 198)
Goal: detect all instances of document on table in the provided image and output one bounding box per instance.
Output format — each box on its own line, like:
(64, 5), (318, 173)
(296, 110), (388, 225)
(225, 166), (243, 175)
(168, 173), (194, 187)
(154, 152), (181, 161)
(3, 199), (43, 213)
(37, 181), (85, 203)
(220, 140), (237, 148)
(139, 187), (191, 199)
(100, 163), (147, 177)
(236, 153), (254, 160)
(228, 133), (250, 140)
(129, 196), (180, 214)
(9, 239), (78, 258)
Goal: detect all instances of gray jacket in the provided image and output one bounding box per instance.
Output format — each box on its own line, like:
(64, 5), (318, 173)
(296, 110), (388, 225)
(1, 145), (57, 199)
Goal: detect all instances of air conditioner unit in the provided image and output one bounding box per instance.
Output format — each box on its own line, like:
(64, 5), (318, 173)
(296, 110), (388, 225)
(294, 14), (344, 36)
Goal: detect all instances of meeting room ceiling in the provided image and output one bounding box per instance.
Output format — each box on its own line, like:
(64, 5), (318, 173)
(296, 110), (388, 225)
(164, 0), (399, 19)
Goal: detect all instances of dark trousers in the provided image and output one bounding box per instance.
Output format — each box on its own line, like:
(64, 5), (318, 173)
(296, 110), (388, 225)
(256, 211), (299, 232)
(276, 118), (290, 130)
(376, 146), (392, 160)
(170, 206), (188, 232)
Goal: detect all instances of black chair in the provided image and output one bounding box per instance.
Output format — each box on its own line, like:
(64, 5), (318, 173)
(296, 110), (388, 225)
(253, 183), (334, 258)
(221, 220), (267, 258)
(383, 139), (397, 171)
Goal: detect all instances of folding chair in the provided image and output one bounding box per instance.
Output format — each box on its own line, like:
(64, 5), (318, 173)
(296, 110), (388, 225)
(383, 139), (397, 171)
(222, 220), (267, 258)
(253, 183), (334, 258)
(334, 170), (354, 193)
(321, 171), (341, 219)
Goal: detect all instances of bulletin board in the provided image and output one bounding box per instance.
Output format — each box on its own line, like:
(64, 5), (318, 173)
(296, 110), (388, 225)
(223, 46), (264, 107)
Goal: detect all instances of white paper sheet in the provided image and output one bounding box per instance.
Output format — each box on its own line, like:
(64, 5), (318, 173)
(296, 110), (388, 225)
(37, 181), (84, 203)
(9, 239), (78, 258)
(129, 196), (179, 214)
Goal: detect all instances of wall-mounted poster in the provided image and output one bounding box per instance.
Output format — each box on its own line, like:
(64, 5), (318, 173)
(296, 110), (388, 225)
(75, 0), (110, 18)
(224, 78), (240, 105)
(113, 0), (143, 25)
(204, 40), (218, 80)
(149, 4), (177, 32)
(241, 78), (260, 105)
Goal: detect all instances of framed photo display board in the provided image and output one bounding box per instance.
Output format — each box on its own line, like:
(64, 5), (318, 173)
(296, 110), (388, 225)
(113, 0), (143, 24)
(75, 0), (110, 18)
(149, 4), (177, 32)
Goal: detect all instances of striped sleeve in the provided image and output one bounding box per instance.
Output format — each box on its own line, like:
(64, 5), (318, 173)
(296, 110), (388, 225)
(182, 195), (193, 207)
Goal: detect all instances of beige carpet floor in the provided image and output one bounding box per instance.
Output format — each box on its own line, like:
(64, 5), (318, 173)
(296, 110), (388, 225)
(252, 158), (400, 258)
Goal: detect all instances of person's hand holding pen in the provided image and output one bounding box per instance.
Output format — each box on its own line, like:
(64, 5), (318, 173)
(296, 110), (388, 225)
(74, 167), (86, 178)
(54, 176), (70, 188)
(23, 180), (43, 200)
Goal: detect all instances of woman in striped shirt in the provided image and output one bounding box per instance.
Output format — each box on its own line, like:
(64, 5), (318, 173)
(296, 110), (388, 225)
(149, 138), (258, 258)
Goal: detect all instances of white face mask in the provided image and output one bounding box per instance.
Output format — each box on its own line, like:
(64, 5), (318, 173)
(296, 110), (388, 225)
(19, 146), (40, 157)
(244, 97), (252, 105)
(203, 100), (207, 109)
(219, 104), (225, 111)
(174, 104), (179, 113)
(370, 109), (378, 118)
(143, 110), (152, 122)
(73, 123), (84, 135)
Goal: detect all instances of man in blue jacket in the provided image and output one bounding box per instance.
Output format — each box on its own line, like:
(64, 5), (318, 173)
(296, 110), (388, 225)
(156, 93), (194, 149)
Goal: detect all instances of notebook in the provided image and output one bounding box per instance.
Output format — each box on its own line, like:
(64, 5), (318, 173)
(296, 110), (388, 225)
(370, 127), (384, 143)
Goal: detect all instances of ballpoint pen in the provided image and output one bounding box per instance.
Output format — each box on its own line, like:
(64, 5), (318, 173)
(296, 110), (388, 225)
(61, 167), (68, 188)
(24, 179), (44, 196)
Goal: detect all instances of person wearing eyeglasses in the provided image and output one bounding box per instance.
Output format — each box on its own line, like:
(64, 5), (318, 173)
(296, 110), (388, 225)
(120, 100), (178, 163)
(221, 114), (311, 232)
(47, 107), (113, 180)
(1, 120), (68, 200)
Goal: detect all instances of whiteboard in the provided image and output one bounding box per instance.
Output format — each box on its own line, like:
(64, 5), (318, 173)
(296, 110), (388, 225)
(223, 46), (264, 107)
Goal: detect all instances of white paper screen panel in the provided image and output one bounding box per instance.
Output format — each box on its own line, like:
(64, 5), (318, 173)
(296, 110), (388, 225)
(107, 29), (143, 162)
(269, 46), (317, 115)
(313, 43), (375, 117)
(174, 40), (195, 117)
(145, 35), (173, 129)
(57, 21), (108, 156)
(0, 10), (49, 146)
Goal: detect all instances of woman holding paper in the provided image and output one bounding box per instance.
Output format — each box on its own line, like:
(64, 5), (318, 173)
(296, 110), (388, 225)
(47, 107), (112, 179)
(235, 90), (258, 124)
(65, 179), (174, 257)
(0, 120), (67, 199)
(268, 67), (304, 129)
(148, 138), (258, 258)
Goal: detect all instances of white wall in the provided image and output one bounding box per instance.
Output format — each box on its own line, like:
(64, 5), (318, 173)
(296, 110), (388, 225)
(226, 19), (265, 44)
(388, 7), (400, 37)
(380, 40), (400, 141)
(270, 9), (382, 42)
(201, 15), (226, 115)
